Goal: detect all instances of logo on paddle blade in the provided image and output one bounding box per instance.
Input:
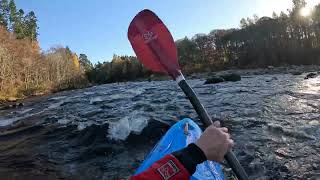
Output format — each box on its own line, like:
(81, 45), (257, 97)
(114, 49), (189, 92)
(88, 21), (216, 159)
(142, 31), (157, 43)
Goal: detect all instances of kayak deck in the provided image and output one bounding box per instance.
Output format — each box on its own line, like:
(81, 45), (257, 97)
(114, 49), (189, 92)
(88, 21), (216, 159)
(135, 118), (224, 180)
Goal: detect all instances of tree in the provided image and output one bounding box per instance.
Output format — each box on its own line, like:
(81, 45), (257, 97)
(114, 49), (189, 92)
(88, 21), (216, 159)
(14, 9), (25, 39)
(176, 37), (199, 66)
(253, 14), (259, 23)
(192, 34), (214, 63)
(8, 0), (16, 31)
(240, 18), (248, 28)
(272, 12), (278, 19)
(71, 53), (80, 71)
(0, 0), (9, 28)
(24, 11), (38, 41)
(79, 54), (93, 72)
(293, 0), (306, 10)
(0, 2), (89, 99)
(312, 4), (320, 23)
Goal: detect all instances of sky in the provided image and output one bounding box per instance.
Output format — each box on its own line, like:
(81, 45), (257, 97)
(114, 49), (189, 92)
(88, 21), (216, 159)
(15, 0), (319, 64)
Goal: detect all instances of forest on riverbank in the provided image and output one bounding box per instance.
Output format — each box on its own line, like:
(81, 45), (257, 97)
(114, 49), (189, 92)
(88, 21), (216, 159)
(1, 0), (320, 100)
(88, 0), (320, 83)
(0, 0), (90, 100)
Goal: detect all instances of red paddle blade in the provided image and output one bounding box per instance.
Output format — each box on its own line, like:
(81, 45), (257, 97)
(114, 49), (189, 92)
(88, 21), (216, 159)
(128, 9), (181, 78)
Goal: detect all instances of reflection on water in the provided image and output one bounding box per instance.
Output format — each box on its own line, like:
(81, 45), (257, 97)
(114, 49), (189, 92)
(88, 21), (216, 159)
(0, 73), (319, 179)
(299, 77), (320, 94)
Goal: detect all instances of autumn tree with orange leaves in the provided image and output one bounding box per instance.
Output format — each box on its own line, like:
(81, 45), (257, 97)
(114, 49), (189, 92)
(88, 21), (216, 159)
(0, 0), (87, 100)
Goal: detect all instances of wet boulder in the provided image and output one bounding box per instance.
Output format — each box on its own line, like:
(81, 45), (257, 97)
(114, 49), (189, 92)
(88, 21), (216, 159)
(204, 73), (242, 84)
(204, 76), (225, 84)
(220, 73), (242, 82)
(291, 71), (302, 75)
(304, 72), (318, 79)
(126, 119), (171, 144)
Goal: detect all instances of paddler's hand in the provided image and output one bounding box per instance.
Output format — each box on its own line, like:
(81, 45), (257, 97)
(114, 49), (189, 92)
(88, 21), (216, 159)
(196, 121), (234, 162)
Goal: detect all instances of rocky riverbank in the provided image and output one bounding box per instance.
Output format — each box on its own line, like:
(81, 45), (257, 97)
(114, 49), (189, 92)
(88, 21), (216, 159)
(190, 65), (320, 79)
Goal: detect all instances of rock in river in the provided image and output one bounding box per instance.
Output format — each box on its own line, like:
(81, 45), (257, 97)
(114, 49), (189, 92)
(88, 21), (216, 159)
(205, 73), (241, 84)
(304, 72), (318, 79)
(220, 73), (242, 82)
(291, 71), (302, 75)
(204, 76), (225, 84)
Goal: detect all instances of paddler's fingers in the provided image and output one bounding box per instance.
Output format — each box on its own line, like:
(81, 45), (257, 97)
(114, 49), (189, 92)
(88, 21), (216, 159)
(228, 139), (235, 149)
(223, 131), (231, 140)
(213, 121), (221, 127)
(220, 127), (228, 133)
(197, 124), (235, 162)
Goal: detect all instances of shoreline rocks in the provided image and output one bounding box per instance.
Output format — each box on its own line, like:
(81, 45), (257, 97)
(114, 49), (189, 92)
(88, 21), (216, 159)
(0, 101), (24, 110)
(199, 65), (320, 79)
(205, 73), (241, 84)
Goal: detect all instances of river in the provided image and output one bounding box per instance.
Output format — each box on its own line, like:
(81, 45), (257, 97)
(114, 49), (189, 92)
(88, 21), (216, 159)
(0, 72), (319, 179)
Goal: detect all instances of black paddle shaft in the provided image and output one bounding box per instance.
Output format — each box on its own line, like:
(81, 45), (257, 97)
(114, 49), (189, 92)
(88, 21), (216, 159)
(178, 79), (249, 180)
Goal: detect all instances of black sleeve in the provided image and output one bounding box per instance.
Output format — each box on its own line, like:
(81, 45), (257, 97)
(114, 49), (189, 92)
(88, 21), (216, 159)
(172, 143), (207, 175)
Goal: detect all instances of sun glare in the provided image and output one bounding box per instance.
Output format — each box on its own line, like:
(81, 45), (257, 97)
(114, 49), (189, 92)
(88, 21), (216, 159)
(300, 7), (311, 17)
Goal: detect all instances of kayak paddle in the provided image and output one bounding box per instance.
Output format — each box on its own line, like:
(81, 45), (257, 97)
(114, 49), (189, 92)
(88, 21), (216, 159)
(128, 9), (249, 180)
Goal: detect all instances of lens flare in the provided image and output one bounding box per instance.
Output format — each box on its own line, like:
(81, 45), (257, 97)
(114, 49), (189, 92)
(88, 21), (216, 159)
(300, 7), (311, 17)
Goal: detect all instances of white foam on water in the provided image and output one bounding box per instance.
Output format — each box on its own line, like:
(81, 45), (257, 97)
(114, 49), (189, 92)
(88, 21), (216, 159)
(127, 88), (145, 95)
(308, 120), (319, 126)
(128, 113), (149, 133)
(77, 122), (94, 131)
(300, 76), (320, 94)
(108, 117), (131, 140)
(0, 117), (20, 126)
(107, 111), (149, 140)
(48, 101), (64, 109)
(49, 96), (67, 101)
(84, 92), (95, 95)
(0, 110), (44, 127)
(77, 123), (86, 131)
(109, 94), (124, 100)
(58, 118), (72, 125)
(17, 108), (34, 114)
(90, 97), (103, 104)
